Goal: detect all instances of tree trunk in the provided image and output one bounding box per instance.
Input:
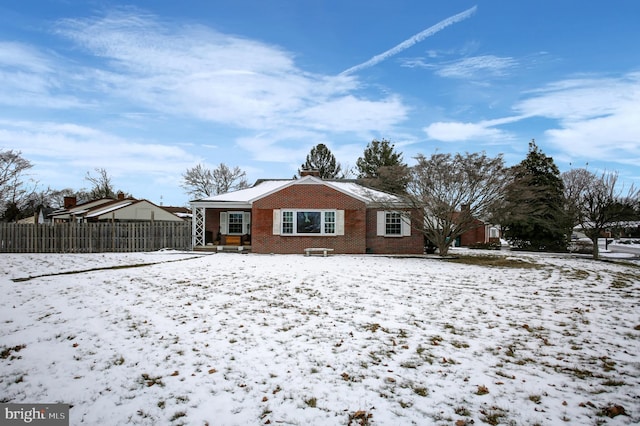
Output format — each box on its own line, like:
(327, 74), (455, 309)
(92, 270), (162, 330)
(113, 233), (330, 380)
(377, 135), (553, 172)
(438, 242), (451, 257)
(590, 236), (600, 260)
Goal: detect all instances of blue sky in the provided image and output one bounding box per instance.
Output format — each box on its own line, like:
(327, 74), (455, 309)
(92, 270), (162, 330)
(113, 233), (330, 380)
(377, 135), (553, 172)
(1, 1), (639, 206)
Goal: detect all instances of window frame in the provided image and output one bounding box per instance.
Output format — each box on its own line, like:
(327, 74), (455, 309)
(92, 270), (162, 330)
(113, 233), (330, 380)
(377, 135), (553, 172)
(280, 209), (338, 236)
(227, 212), (245, 234)
(385, 212), (403, 236)
(221, 211), (251, 235)
(377, 210), (411, 237)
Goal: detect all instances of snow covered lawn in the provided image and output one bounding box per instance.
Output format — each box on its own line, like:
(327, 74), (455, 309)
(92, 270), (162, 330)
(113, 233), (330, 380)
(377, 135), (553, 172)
(1, 250), (639, 425)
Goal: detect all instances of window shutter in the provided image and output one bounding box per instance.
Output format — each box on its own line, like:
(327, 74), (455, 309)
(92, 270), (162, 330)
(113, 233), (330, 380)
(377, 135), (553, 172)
(243, 212), (251, 234)
(272, 209), (280, 235)
(336, 210), (345, 235)
(376, 211), (385, 236)
(401, 212), (411, 236)
(220, 212), (228, 234)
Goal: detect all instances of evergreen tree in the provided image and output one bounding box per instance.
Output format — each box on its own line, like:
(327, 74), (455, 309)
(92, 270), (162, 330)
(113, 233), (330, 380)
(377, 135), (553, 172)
(498, 140), (568, 251)
(299, 144), (342, 179)
(356, 139), (409, 194)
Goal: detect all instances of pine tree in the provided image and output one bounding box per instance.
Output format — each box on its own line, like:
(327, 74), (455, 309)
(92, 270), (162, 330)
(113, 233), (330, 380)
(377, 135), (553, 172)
(356, 139), (409, 194)
(499, 140), (568, 251)
(299, 144), (342, 179)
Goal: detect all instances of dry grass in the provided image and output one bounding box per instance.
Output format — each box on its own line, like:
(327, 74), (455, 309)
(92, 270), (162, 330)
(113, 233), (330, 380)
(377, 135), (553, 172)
(445, 254), (540, 268)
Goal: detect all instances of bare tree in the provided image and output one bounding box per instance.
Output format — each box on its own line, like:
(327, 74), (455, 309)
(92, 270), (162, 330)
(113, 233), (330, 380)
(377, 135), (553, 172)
(182, 163), (249, 199)
(212, 163), (249, 194)
(85, 168), (116, 199)
(0, 150), (34, 220)
(406, 152), (508, 256)
(47, 188), (80, 207)
(564, 169), (639, 259)
(562, 168), (594, 235)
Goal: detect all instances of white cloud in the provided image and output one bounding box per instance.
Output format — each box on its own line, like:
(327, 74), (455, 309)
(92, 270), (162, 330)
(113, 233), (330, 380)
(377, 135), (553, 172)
(0, 8), (429, 202)
(0, 119), (197, 182)
(236, 132), (315, 164)
(436, 55), (517, 79)
(0, 41), (53, 73)
(403, 55), (517, 80)
(423, 72), (640, 168)
(50, 10), (403, 136)
(424, 120), (512, 142)
(296, 95), (407, 132)
(0, 42), (86, 109)
(516, 72), (640, 162)
(424, 122), (503, 142)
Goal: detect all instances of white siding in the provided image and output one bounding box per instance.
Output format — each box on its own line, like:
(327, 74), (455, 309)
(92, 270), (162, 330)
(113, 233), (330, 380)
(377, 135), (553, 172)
(272, 209), (280, 235)
(220, 212), (228, 234)
(244, 212), (251, 234)
(402, 212), (411, 236)
(376, 211), (385, 236)
(336, 210), (345, 236)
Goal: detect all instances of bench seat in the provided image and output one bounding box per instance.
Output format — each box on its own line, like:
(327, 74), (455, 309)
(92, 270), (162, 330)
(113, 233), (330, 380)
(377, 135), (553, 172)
(304, 247), (334, 257)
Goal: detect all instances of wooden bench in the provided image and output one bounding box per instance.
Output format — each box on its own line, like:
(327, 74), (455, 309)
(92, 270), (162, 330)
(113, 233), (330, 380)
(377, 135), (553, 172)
(304, 248), (334, 257)
(224, 235), (242, 245)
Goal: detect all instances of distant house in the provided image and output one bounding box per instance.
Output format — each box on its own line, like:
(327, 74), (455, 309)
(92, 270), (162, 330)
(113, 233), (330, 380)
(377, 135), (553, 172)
(49, 194), (185, 223)
(163, 206), (192, 220)
(16, 207), (56, 224)
(190, 173), (424, 254)
(457, 220), (501, 247)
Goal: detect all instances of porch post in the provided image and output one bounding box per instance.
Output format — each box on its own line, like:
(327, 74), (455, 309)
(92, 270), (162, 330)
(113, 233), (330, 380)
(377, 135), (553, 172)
(193, 206), (206, 247)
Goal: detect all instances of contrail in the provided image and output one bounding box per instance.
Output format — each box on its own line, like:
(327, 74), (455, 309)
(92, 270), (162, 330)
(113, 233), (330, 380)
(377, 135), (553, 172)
(340, 5), (478, 76)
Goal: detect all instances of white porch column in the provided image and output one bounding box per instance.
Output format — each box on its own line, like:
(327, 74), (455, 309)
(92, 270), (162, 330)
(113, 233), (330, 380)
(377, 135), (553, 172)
(193, 206), (206, 247)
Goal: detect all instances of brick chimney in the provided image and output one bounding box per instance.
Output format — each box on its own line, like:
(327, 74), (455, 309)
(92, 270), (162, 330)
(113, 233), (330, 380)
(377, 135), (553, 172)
(117, 191), (125, 200)
(64, 196), (77, 209)
(300, 169), (321, 178)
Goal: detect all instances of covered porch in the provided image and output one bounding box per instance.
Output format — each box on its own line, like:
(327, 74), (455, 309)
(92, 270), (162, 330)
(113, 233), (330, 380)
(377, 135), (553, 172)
(191, 200), (252, 251)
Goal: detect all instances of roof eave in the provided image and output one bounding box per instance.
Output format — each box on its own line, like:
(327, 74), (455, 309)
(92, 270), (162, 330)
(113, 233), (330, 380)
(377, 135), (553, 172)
(190, 201), (253, 209)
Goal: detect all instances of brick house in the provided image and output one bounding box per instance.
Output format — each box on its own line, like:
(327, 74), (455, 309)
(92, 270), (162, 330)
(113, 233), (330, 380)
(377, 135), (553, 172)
(457, 219), (501, 247)
(190, 174), (424, 254)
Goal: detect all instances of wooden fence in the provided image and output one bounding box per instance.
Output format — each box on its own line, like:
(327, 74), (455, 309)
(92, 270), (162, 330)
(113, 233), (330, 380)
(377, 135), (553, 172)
(0, 222), (193, 253)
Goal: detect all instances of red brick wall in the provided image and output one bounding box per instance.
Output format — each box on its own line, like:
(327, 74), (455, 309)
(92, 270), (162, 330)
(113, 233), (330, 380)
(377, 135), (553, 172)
(251, 184), (367, 254)
(459, 221), (487, 246)
(203, 183), (425, 254)
(365, 209), (424, 254)
(204, 208), (251, 244)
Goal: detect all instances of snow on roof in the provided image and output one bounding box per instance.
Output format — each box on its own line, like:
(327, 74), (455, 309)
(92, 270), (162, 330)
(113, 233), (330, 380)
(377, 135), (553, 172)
(195, 180), (292, 203)
(192, 177), (405, 205)
(85, 200), (134, 218)
(327, 181), (403, 204)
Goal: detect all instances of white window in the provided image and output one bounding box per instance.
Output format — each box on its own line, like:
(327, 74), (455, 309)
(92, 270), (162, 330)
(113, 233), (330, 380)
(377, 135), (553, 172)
(385, 212), (402, 235)
(273, 209), (344, 236)
(489, 226), (499, 239)
(220, 211), (251, 235)
(228, 213), (244, 234)
(282, 211), (294, 234)
(377, 211), (411, 237)
(324, 211), (335, 234)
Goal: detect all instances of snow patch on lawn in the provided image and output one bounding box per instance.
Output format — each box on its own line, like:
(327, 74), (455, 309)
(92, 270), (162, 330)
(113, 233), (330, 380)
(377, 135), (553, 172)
(1, 250), (639, 425)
